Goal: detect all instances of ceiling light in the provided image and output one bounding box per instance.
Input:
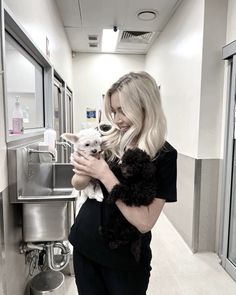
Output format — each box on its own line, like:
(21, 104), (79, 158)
(137, 10), (157, 21)
(101, 28), (119, 52)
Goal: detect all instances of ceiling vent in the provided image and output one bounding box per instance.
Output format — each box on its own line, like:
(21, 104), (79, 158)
(88, 35), (98, 41)
(89, 43), (98, 48)
(120, 31), (154, 44)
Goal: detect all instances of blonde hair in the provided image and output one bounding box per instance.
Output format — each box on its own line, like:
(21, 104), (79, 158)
(102, 71), (167, 160)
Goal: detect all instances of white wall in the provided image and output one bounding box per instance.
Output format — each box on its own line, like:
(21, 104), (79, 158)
(145, 0), (204, 158)
(0, 2), (74, 294)
(145, 0), (227, 160)
(144, 0), (205, 250)
(0, 0), (73, 193)
(226, 0), (236, 43)
(145, 0), (228, 251)
(4, 0), (73, 87)
(220, 0), (236, 159)
(198, 0), (227, 159)
(72, 53), (145, 132)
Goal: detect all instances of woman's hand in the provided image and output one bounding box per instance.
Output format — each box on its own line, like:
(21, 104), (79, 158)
(71, 151), (120, 192)
(71, 151), (108, 180)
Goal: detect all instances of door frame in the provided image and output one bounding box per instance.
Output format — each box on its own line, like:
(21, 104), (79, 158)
(220, 41), (236, 281)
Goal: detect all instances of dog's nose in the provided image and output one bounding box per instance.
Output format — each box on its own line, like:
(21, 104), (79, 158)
(91, 149), (97, 154)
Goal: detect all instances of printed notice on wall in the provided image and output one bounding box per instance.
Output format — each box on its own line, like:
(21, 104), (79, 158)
(86, 108), (96, 122)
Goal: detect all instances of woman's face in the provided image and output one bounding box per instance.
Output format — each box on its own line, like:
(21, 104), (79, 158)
(110, 92), (132, 133)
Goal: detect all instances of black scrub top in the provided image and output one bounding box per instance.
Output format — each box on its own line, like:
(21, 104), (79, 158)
(68, 142), (177, 270)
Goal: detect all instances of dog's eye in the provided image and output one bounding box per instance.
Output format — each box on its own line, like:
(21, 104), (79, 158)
(94, 140), (98, 144)
(85, 143), (90, 147)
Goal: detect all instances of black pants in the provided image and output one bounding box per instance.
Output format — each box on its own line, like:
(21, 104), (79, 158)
(73, 249), (151, 295)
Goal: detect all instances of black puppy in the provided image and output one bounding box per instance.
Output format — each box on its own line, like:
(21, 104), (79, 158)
(99, 148), (157, 261)
(108, 148), (157, 206)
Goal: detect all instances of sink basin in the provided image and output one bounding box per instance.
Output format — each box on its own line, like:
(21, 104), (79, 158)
(8, 142), (77, 203)
(18, 163), (75, 202)
(7, 142), (77, 242)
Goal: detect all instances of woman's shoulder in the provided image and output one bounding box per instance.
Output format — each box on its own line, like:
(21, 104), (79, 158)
(154, 141), (177, 163)
(154, 141), (177, 202)
(162, 141), (177, 154)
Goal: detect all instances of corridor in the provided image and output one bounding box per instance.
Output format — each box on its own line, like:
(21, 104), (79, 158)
(65, 213), (236, 295)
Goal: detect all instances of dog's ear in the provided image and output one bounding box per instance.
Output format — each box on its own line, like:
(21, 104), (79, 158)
(61, 133), (79, 144)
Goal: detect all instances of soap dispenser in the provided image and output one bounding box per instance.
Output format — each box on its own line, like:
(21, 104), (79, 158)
(44, 128), (57, 153)
(12, 96), (24, 134)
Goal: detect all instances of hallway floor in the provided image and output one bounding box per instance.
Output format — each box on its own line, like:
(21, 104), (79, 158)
(64, 213), (236, 295)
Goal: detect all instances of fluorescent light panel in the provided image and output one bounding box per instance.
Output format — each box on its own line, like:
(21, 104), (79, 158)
(101, 29), (119, 52)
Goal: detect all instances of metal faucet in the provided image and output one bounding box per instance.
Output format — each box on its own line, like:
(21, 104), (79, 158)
(28, 148), (56, 161)
(56, 141), (72, 149)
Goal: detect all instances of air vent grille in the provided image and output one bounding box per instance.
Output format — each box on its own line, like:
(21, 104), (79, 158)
(89, 43), (98, 48)
(88, 35), (98, 41)
(120, 31), (153, 43)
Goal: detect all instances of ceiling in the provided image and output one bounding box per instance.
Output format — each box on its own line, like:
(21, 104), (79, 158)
(55, 0), (182, 54)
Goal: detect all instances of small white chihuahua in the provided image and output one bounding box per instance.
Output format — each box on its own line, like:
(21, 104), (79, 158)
(62, 128), (102, 158)
(61, 128), (104, 210)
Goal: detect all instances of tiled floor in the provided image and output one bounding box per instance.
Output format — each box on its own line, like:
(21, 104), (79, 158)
(64, 213), (236, 294)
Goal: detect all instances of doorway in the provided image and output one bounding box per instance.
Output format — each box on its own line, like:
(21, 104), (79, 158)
(221, 43), (236, 281)
(228, 144), (236, 268)
(53, 77), (73, 163)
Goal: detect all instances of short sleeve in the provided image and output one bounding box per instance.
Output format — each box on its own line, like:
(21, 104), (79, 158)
(154, 144), (177, 202)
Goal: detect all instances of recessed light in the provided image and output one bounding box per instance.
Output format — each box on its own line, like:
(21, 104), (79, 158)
(137, 10), (158, 21)
(101, 29), (119, 52)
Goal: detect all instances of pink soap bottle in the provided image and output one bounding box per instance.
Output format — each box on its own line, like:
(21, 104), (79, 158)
(12, 96), (24, 134)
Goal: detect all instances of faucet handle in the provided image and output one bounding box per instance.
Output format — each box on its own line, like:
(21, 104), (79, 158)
(56, 141), (72, 149)
(28, 148), (56, 162)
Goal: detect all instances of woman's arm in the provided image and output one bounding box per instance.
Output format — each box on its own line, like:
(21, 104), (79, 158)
(71, 174), (91, 190)
(71, 152), (165, 233)
(70, 154), (92, 190)
(115, 198), (165, 234)
(100, 170), (165, 233)
(71, 152), (119, 191)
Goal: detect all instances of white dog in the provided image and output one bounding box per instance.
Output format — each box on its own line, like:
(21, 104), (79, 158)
(61, 128), (104, 212)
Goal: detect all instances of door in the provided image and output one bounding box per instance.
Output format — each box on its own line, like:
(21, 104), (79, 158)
(228, 142), (236, 269)
(221, 45), (236, 281)
(0, 1), (6, 294)
(53, 78), (64, 162)
(53, 79), (73, 163)
(63, 87), (73, 162)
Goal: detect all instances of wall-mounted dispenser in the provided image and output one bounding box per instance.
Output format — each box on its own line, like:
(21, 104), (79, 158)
(12, 96), (24, 134)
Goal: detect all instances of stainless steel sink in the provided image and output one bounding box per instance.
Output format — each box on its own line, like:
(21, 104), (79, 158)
(7, 141), (77, 242)
(8, 142), (76, 203)
(20, 163), (75, 202)
(23, 201), (72, 241)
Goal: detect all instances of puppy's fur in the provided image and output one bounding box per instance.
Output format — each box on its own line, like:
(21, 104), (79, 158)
(108, 148), (157, 206)
(99, 148), (157, 262)
(61, 128), (103, 208)
(62, 128), (102, 157)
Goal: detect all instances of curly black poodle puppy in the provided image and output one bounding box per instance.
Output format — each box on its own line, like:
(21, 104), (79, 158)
(99, 148), (157, 261)
(108, 148), (157, 206)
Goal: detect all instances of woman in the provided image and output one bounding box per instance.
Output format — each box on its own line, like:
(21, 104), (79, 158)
(69, 71), (177, 295)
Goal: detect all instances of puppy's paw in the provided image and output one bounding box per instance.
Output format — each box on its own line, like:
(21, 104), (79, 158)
(108, 183), (132, 204)
(95, 195), (104, 202)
